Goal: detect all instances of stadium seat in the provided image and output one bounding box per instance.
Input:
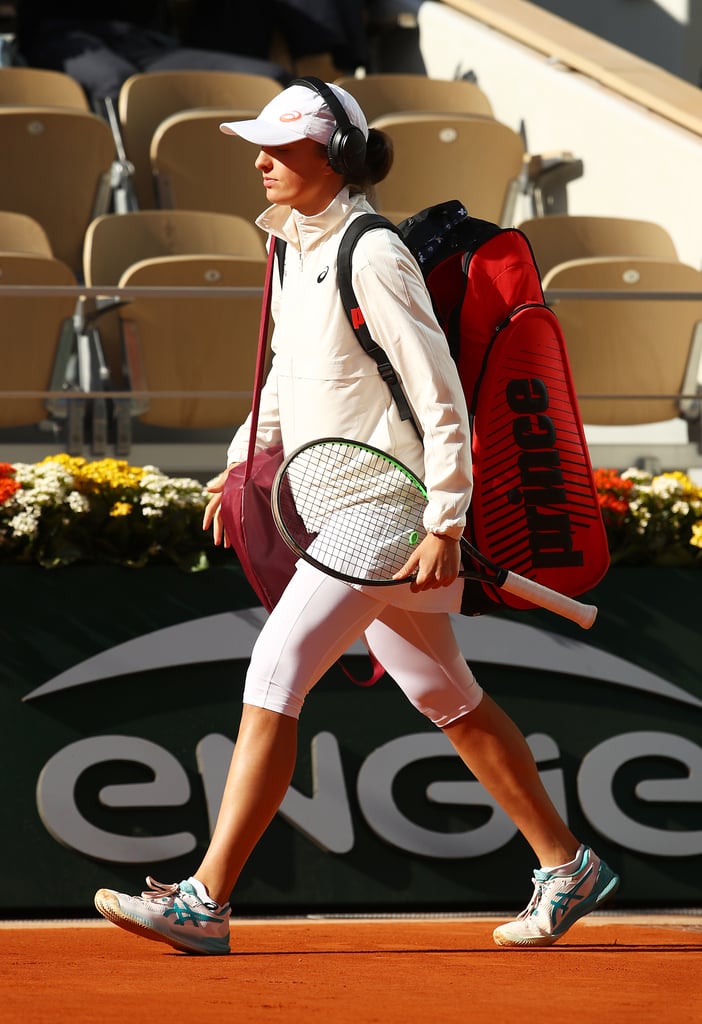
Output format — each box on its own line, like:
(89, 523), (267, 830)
(333, 73), (494, 123)
(519, 214), (679, 279)
(83, 209), (266, 286)
(118, 70), (282, 209)
(543, 256), (702, 466)
(150, 109), (266, 224)
(369, 112), (525, 225)
(0, 107), (115, 275)
(0, 66), (90, 110)
(0, 210), (53, 256)
(82, 209), (267, 450)
(115, 254), (266, 463)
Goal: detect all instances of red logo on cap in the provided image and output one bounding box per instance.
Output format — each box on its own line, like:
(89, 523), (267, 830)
(280, 110), (303, 122)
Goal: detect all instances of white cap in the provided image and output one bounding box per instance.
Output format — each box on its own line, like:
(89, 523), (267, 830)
(219, 82), (368, 147)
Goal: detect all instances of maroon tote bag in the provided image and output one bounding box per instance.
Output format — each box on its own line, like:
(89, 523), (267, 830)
(218, 244), (297, 611)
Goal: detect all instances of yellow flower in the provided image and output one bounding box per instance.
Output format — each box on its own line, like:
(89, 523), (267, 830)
(109, 501), (133, 517)
(40, 453), (86, 475)
(38, 454), (146, 494)
(660, 471), (701, 497)
(76, 458), (145, 492)
(690, 523), (702, 549)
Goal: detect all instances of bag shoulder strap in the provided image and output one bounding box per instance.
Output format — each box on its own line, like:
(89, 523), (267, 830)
(274, 235), (287, 287)
(336, 214), (417, 426)
(244, 241), (277, 479)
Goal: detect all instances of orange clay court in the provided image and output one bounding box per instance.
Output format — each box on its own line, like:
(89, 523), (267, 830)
(2, 912), (700, 1024)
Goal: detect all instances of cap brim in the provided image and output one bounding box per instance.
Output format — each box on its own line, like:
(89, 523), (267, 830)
(219, 118), (303, 145)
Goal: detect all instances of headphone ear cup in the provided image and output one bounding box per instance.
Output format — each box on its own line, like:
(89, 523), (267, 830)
(327, 123), (367, 176)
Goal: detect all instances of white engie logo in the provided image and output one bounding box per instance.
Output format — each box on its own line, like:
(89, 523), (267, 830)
(25, 609), (702, 863)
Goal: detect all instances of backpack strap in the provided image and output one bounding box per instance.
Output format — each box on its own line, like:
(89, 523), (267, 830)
(336, 214), (418, 427)
(273, 235), (287, 287)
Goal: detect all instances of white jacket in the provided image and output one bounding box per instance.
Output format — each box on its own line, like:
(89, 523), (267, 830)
(227, 189), (473, 540)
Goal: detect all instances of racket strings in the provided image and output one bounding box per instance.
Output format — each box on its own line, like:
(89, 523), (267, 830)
(279, 443), (427, 581)
(272, 439), (598, 627)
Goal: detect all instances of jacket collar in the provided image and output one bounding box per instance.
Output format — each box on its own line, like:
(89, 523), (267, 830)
(256, 188), (368, 253)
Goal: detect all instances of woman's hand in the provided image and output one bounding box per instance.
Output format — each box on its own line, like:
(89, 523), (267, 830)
(202, 465), (238, 547)
(392, 532), (461, 592)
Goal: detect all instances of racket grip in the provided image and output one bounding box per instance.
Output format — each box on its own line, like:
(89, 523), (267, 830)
(500, 571), (598, 629)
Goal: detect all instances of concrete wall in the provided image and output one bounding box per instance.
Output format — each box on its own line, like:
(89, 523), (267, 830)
(418, 2), (702, 270)
(531, 0), (702, 86)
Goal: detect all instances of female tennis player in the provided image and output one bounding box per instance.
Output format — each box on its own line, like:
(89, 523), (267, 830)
(94, 79), (618, 953)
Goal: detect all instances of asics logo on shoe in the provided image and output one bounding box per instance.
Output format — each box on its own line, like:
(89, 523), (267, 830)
(548, 866), (592, 926)
(163, 899), (225, 929)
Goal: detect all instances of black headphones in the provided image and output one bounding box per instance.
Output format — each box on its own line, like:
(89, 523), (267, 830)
(290, 75), (367, 178)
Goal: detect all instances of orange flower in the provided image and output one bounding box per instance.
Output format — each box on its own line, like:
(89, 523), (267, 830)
(0, 470), (21, 504)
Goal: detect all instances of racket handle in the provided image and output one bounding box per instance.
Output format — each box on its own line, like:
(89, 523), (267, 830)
(500, 572), (598, 629)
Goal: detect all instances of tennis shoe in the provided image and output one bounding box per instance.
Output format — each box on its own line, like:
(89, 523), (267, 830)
(493, 845), (619, 947)
(94, 876), (231, 955)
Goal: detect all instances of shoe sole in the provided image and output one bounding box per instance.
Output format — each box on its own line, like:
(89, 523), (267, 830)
(94, 890), (231, 956)
(493, 867), (620, 948)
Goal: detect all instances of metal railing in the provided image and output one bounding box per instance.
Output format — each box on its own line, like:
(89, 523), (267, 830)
(1, 282), (701, 472)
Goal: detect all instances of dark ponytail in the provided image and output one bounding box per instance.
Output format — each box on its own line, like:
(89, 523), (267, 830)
(346, 128), (394, 201)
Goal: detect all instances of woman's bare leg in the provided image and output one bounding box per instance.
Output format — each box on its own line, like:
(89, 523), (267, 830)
(192, 569), (388, 906)
(366, 609), (578, 869)
(444, 693), (578, 867)
(194, 704), (298, 905)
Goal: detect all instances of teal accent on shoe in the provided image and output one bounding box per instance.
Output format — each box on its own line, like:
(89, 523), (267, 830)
(163, 901), (225, 928)
(149, 910), (231, 955)
(547, 866), (593, 929)
(551, 860), (620, 937)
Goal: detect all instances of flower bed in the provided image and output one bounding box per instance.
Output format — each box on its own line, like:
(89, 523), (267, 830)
(1, 456), (701, 570)
(0, 454), (224, 571)
(594, 467), (702, 566)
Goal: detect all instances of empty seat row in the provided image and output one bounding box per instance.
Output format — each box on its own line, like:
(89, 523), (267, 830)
(1, 67), (699, 471)
(1, 208), (701, 473)
(1, 66), (496, 208)
(0, 65), (585, 245)
(0, 66), (282, 272)
(517, 214), (679, 278)
(0, 101), (576, 270)
(0, 208), (270, 459)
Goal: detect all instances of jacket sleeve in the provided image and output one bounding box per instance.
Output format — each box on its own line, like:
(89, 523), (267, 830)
(350, 229), (473, 537)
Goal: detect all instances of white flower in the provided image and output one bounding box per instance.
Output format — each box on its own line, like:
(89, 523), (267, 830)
(621, 468), (651, 486)
(67, 492), (90, 514)
(651, 475), (683, 500)
(9, 508), (41, 537)
(11, 461), (75, 508)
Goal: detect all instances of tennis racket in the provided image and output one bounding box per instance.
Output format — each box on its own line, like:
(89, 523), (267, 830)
(271, 438), (598, 629)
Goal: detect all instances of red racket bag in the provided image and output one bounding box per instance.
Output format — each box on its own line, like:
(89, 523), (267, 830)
(337, 200), (609, 615)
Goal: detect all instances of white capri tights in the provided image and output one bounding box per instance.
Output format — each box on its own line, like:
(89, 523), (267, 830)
(243, 563), (483, 727)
